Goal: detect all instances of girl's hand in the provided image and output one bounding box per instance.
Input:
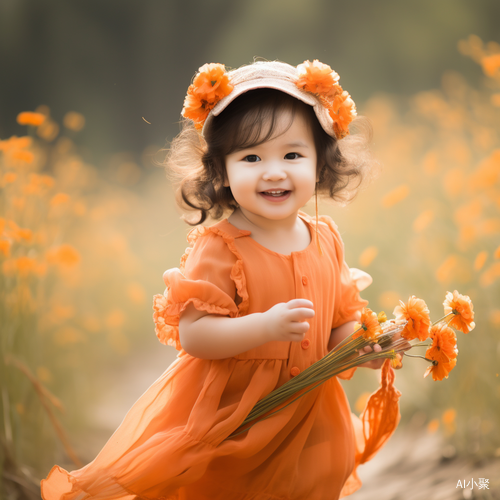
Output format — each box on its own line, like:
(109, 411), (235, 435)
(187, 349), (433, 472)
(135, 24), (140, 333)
(357, 343), (387, 369)
(262, 299), (315, 343)
(357, 329), (411, 370)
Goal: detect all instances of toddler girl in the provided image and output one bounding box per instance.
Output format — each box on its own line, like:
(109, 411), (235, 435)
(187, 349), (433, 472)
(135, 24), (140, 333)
(41, 60), (402, 500)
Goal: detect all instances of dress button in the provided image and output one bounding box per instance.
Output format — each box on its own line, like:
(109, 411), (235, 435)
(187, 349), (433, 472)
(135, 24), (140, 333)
(290, 366), (300, 377)
(302, 276), (308, 286)
(301, 338), (310, 349)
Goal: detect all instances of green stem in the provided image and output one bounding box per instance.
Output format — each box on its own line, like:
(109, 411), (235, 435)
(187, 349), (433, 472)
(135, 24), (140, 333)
(432, 312), (454, 326)
(331, 326), (363, 352)
(410, 342), (431, 348)
(404, 353), (433, 363)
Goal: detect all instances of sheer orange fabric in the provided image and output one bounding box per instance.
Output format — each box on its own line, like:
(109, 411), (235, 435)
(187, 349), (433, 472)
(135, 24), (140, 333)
(41, 211), (400, 500)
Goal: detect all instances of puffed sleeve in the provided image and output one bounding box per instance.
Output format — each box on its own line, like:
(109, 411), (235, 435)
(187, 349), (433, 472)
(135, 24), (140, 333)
(317, 215), (372, 381)
(319, 215), (371, 330)
(153, 228), (242, 351)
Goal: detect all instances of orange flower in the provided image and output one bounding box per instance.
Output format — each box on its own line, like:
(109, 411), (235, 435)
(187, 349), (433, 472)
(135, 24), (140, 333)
(296, 60), (340, 97)
(0, 240), (11, 257)
(358, 308), (382, 340)
(50, 193), (70, 207)
(63, 111), (85, 132)
(359, 246), (378, 267)
(16, 112), (46, 127)
(426, 324), (458, 364)
(424, 357), (457, 381)
(382, 184), (410, 208)
(393, 296), (431, 341)
(473, 251), (488, 271)
(329, 91), (357, 139)
(391, 353), (403, 369)
(443, 290), (475, 333)
(481, 53), (500, 77)
(377, 311), (387, 323)
(2, 172), (17, 186)
(0, 136), (32, 152)
(46, 244), (80, 266)
(11, 149), (34, 164)
(295, 60), (355, 139)
(182, 63), (233, 127)
(15, 256), (38, 277)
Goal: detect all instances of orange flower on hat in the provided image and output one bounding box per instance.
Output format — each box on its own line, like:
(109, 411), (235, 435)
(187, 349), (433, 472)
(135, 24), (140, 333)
(330, 91), (357, 140)
(182, 63), (233, 129)
(443, 290), (475, 333)
(424, 357), (457, 381)
(296, 59), (356, 139)
(426, 323), (458, 364)
(296, 60), (340, 97)
(393, 296), (431, 341)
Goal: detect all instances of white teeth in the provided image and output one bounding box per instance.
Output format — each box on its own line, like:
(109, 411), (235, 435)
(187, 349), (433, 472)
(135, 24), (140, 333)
(263, 190), (287, 195)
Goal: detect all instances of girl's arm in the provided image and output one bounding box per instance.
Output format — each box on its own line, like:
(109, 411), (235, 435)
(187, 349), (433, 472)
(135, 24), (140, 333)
(327, 321), (357, 352)
(179, 299), (315, 360)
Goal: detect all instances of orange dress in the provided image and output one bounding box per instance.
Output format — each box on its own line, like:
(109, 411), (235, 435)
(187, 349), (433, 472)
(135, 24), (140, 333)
(41, 211), (401, 500)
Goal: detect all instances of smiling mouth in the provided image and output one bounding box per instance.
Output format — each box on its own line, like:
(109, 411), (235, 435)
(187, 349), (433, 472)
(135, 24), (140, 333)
(260, 190), (291, 197)
(259, 190), (292, 202)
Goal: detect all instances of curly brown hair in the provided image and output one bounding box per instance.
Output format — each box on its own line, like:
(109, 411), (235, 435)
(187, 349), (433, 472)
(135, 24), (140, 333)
(164, 89), (379, 225)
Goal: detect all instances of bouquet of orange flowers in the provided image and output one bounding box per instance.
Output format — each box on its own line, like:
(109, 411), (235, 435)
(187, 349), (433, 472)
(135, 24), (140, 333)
(226, 289), (474, 439)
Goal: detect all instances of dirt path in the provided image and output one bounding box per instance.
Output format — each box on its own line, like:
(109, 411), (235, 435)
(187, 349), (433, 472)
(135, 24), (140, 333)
(349, 428), (500, 500)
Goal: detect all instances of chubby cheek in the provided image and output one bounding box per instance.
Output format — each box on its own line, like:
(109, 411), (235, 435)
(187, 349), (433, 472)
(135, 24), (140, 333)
(295, 172), (317, 199)
(227, 170), (258, 195)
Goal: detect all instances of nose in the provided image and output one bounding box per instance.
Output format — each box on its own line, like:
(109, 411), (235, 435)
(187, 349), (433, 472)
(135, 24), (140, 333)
(262, 161), (287, 181)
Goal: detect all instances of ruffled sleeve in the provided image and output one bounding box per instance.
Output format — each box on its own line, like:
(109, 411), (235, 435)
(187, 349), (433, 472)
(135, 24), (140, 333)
(318, 215), (371, 330)
(153, 226), (247, 351)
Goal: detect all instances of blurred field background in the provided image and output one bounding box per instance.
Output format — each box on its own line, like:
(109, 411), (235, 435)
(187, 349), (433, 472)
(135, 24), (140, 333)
(1, 1), (500, 499)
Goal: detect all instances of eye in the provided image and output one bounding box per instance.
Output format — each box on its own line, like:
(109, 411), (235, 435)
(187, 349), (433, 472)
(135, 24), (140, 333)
(243, 154), (261, 163)
(284, 152), (301, 160)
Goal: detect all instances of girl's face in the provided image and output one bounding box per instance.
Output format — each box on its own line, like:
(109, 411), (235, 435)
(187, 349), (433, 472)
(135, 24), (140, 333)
(224, 110), (317, 226)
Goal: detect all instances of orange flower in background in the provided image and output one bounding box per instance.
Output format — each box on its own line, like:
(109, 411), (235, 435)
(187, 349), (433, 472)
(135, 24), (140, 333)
(50, 193), (70, 207)
(474, 251), (488, 271)
(14, 256), (39, 278)
(37, 119), (59, 142)
(11, 149), (34, 164)
(63, 111), (86, 132)
(426, 323), (458, 364)
(0, 240), (11, 257)
(296, 60), (340, 97)
(394, 296), (431, 341)
(481, 53), (500, 77)
(182, 63), (233, 127)
(413, 209), (434, 233)
(16, 111), (46, 127)
(359, 246), (378, 267)
(2, 172), (17, 186)
(424, 357), (457, 381)
(358, 308), (382, 340)
(0, 136), (32, 152)
(46, 244), (80, 267)
(443, 290), (475, 333)
(381, 185), (410, 208)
